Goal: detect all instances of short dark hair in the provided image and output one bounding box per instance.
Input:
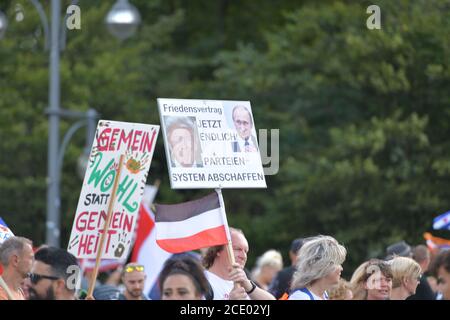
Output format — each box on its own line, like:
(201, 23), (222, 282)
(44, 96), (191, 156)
(290, 238), (305, 254)
(159, 256), (212, 299)
(430, 250), (450, 277)
(34, 247), (79, 292)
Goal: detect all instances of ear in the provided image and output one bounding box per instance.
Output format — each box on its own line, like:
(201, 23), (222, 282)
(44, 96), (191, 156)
(402, 277), (409, 287)
(10, 254), (19, 267)
(54, 279), (66, 295)
(363, 281), (368, 290)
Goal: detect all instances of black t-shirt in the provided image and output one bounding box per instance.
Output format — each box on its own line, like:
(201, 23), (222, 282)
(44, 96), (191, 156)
(406, 276), (436, 300)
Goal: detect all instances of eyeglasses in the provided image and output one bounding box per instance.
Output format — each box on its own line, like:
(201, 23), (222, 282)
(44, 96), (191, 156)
(28, 273), (60, 285)
(124, 265), (144, 273)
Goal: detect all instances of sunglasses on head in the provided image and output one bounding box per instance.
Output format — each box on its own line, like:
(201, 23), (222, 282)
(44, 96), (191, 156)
(28, 273), (60, 285)
(125, 265), (144, 273)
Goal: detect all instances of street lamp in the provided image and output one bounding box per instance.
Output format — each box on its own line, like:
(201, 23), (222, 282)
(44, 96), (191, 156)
(0, 10), (7, 39)
(0, 1), (140, 247)
(105, 0), (141, 40)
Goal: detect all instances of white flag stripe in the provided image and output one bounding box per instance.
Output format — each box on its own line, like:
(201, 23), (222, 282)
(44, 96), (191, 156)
(433, 211), (450, 230)
(138, 224), (172, 295)
(156, 208), (223, 240)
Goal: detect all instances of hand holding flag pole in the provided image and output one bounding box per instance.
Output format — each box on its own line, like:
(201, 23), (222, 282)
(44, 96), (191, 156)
(86, 154), (125, 300)
(215, 188), (241, 290)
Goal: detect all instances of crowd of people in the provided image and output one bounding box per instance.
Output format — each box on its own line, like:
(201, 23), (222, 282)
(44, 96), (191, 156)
(0, 230), (449, 300)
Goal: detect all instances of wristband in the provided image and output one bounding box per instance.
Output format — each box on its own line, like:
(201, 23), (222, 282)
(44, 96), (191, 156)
(245, 280), (257, 294)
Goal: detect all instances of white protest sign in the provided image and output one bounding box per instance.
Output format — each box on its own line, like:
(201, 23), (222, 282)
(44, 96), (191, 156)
(68, 120), (159, 259)
(157, 98), (267, 189)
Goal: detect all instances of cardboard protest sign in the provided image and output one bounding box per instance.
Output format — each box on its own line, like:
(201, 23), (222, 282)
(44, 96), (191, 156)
(68, 120), (159, 259)
(157, 98), (267, 189)
(0, 217), (14, 244)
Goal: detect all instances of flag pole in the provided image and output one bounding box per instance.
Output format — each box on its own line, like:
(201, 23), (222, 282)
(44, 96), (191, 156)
(86, 154), (125, 300)
(215, 188), (235, 266)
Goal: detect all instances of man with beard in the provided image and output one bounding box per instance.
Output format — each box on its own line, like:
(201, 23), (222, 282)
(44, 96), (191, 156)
(118, 263), (147, 300)
(0, 236), (34, 300)
(28, 247), (79, 300)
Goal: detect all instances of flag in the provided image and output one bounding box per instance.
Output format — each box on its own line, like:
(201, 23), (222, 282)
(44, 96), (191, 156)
(433, 211), (450, 230)
(130, 202), (172, 298)
(424, 232), (450, 252)
(0, 217), (14, 245)
(155, 192), (228, 253)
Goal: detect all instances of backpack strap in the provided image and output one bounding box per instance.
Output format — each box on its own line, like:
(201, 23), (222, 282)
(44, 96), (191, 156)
(0, 276), (15, 300)
(288, 287), (315, 300)
(298, 288), (315, 300)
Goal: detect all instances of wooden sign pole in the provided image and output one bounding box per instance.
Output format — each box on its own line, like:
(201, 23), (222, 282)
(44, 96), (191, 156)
(86, 154), (125, 299)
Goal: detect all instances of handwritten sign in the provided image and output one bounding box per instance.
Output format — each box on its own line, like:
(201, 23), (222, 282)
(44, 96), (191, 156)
(68, 120), (159, 259)
(158, 98), (266, 189)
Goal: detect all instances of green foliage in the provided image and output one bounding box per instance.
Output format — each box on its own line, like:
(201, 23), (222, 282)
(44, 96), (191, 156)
(0, 0), (449, 275)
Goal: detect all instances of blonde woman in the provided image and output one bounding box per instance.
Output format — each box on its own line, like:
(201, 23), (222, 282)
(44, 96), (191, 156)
(251, 249), (283, 290)
(389, 257), (422, 300)
(288, 235), (347, 300)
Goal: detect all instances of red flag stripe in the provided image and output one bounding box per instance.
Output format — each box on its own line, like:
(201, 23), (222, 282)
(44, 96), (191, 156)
(131, 203), (155, 262)
(156, 225), (228, 253)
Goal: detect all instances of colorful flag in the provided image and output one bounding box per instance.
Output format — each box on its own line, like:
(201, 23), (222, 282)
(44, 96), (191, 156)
(155, 192), (228, 253)
(131, 202), (172, 297)
(0, 217), (14, 245)
(423, 232), (450, 252)
(433, 211), (450, 230)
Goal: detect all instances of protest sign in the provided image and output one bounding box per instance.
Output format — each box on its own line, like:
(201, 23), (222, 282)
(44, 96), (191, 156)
(158, 98), (266, 189)
(68, 120), (159, 260)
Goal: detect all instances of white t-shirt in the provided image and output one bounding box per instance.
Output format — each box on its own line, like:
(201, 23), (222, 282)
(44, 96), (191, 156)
(205, 270), (234, 300)
(288, 288), (327, 300)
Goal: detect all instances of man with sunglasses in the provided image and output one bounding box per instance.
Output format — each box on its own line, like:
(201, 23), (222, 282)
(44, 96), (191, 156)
(119, 263), (147, 300)
(28, 246), (79, 300)
(0, 236), (34, 300)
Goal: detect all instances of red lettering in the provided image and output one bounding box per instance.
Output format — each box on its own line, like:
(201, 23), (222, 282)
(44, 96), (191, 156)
(123, 215), (134, 233)
(104, 229), (117, 254)
(87, 211), (98, 231)
(142, 130), (156, 153)
(111, 212), (120, 229)
(131, 130), (142, 151)
(98, 211), (108, 229)
(78, 234), (96, 256)
(97, 128), (111, 151)
(118, 129), (132, 150)
(75, 211), (89, 231)
(109, 128), (121, 151)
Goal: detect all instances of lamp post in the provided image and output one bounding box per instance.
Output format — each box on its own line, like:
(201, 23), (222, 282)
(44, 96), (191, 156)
(0, 1), (141, 247)
(0, 10), (7, 39)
